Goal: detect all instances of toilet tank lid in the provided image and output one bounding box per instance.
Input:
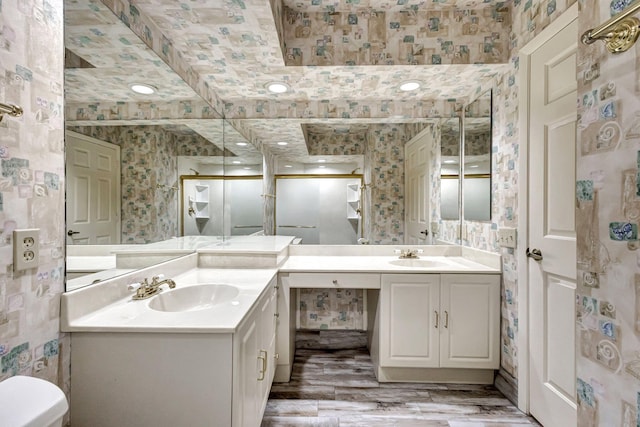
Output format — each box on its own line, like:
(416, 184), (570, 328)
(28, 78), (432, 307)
(0, 376), (68, 426)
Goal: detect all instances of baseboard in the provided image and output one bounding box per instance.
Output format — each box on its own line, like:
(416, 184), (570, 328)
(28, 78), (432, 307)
(494, 367), (518, 406)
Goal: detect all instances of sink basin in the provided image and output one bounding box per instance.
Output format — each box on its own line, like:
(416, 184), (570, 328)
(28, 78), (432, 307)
(148, 284), (240, 312)
(388, 259), (450, 269)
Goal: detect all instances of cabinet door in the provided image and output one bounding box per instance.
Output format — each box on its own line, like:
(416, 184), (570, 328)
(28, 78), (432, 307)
(440, 274), (500, 369)
(236, 318), (260, 427)
(258, 282), (277, 417)
(380, 274), (440, 368)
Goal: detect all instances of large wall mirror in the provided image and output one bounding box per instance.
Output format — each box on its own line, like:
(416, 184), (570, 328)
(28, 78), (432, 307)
(439, 91), (492, 229)
(63, 0), (472, 290)
(64, 0), (230, 290)
(463, 91), (492, 223)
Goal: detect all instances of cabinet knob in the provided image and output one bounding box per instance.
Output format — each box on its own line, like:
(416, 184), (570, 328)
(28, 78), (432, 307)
(274, 313), (279, 318)
(332, 279), (338, 285)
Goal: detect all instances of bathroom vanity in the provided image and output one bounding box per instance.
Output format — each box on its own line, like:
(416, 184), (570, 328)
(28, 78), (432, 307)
(61, 239), (501, 427)
(276, 245), (501, 385)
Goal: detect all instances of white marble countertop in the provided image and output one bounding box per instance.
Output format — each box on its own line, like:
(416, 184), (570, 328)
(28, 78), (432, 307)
(62, 267), (277, 333)
(280, 255), (500, 273)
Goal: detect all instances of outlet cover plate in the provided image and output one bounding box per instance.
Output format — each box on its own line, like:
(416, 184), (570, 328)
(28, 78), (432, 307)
(13, 228), (40, 271)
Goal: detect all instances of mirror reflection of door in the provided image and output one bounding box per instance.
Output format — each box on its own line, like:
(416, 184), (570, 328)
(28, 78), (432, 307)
(405, 130), (431, 244)
(65, 131), (121, 244)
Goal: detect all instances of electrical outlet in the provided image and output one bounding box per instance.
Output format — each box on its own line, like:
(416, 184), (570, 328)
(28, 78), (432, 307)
(497, 227), (517, 248)
(13, 228), (40, 272)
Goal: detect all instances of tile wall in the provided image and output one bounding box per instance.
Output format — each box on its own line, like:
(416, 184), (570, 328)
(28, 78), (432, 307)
(0, 0), (67, 403)
(575, 0), (640, 425)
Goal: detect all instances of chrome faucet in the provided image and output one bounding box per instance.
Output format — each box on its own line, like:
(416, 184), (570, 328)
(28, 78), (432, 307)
(395, 248), (423, 259)
(128, 275), (176, 300)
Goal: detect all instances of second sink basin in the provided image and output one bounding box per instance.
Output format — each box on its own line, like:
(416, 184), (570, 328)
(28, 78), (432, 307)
(388, 259), (451, 269)
(148, 284), (240, 312)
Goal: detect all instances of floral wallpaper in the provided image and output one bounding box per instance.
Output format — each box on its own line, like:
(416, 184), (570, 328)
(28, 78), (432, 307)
(575, 0), (640, 425)
(299, 288), (365, 330)
(0, 0), (67, 410)
(365, 122), (428, 244)
(283, 4), (511, 66)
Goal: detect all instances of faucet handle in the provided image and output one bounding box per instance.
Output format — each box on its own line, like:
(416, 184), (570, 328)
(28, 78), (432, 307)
(127, 282), (143, 291)
(151, 274), (165, 283)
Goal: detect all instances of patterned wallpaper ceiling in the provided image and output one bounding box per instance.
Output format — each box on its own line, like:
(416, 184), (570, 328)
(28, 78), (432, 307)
(64, 0), (509, 162)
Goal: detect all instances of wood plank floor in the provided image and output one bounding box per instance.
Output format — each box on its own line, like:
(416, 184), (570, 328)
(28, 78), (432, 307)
(261, 347), (540, 427)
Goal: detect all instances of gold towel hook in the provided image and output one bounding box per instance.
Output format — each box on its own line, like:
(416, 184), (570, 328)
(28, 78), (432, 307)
(0, 102), (23, 122)
(582, 0), (640, 53)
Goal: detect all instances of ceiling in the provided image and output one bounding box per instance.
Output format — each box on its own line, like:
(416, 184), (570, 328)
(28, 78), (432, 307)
(64, 0), (508, 164)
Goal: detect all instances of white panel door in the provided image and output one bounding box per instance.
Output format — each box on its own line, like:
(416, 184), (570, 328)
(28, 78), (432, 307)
(440, 274), (500, 369)
(405, 133), (431, 244)
(66, 132), (120, 244)
(380, 274), (440, 368)
(528, 15), (578, 427)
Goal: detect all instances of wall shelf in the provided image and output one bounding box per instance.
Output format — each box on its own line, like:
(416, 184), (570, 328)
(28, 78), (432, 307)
(346, 182), (360, 220)
(194, 184), (210, 219)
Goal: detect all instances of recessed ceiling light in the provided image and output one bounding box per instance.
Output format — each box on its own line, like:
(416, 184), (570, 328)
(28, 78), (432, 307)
(469, 164), (479, 168)
(232, 160), (241, 164)
(284, 165), (293, 168)
(317, 159), (326, 163)
(129, 83), (157, 95)
(319, 165), (326, 168)
(266, 82), (289, 94)
(276, 141), (288, 146)
(443, 159), (457, 164)
(236, 142), (248, 146)
(399, 81), (420, 92)
(243, 167), (251, 170)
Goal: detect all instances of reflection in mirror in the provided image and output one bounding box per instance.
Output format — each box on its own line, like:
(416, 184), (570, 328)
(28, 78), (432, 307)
(233, 119), (463, 246)
(178, 120), (265, 238)
(463, 91), (492, 222)
(275, 175), (363, 244)
(438, 117), (462, 244)
(181, 176), (263, 237)
(439, 91), (492, 227)
(64, 0), (224, 290)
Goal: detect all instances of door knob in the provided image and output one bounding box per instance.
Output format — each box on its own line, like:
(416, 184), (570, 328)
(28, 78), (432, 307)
(67, 230), (80, 236)
(526, 248), (543, 261)
(420, 229), (429, 236)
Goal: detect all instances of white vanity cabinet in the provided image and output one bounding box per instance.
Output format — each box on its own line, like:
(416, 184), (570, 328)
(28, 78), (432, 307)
(377, 273), (500, 381)
(69, 278), (278, 427)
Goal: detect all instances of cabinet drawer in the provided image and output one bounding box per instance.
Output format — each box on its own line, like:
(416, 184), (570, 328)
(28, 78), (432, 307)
(282, 273), (380, 289)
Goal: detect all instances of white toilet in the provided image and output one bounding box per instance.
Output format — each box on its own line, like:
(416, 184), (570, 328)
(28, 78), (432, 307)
(0, 376), (68, 427)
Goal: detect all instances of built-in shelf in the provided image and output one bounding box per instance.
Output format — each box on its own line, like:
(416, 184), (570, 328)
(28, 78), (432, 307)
(346, 181), (360, 221)
(194, 184), (210, 219)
